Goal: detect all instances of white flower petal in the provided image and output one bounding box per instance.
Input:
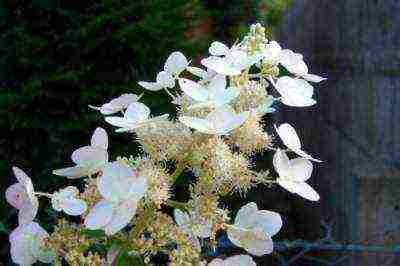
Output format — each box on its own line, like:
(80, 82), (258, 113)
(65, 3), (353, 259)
(52, 166), (93, 179)
(227, 226), (273, 256)
(277, 179), (320, 201)
(186, 66), (208, 79)
(275, 123), (302, 150)
(179, 116), (212, 134)
(224, 255), (256, 266)
(125, 102), (150, 123)
(18, 199), (38, 225)
(105, 116), (134, 129)
(104, 200), (137, 235)
(138, 81), (163, 91)
(91, 127), (108, 150)
(294, 148), (323, 163)
(10, 222), (50, 266)
(98, 162), (147, 202)
(275, 76), (315, 107)
(209, 41), (230, 56)
(6, 183), (29, 210)
(164, 51), (189, 76)
(84, 200), (114, 230)
(71, 146), (108, 168)
(302, 73), (326, 83)
(157, 71), (175, 88)
(201, 57), (241, 76)
(178, 78), (209, 102)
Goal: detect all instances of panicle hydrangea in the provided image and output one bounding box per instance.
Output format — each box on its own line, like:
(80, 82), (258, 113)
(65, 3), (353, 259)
(6, 23), (326, 265)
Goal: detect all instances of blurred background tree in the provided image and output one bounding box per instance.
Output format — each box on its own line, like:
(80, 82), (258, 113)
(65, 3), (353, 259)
(0, 0), (292, 264)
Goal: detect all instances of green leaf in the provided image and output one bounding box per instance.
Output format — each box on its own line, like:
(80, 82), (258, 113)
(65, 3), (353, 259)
(0, 222), (8, 233)
(114, 249), (145, 266)
(80, 229), (107, 239)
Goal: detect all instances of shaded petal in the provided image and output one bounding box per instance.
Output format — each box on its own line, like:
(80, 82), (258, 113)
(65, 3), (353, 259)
(18, 198), (38, 225)
(275, 123), (301, 150)
(209, 41), (230, 56)
(164, 51), (189, 76)
(179, 116), (212, 134)
(125, 102), (150, 123)
(91, 127), (108, 150)
(84, 200), (113, 230)
(227, 226), (273, 256)
(178, 78), (209, 102)
(104, 200), (137, 235)
(52, 166), (92, 179)
(294, 149), (323, 163)
(157, 71), (175, 88)
(138, 81), (163, 91)
(278, 179), (320, 201)
(71, 146), (108, 167)
(6, 183), (29, 209)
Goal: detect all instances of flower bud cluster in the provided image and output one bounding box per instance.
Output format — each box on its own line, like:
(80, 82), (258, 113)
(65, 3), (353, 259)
(5, 23), (326, 265)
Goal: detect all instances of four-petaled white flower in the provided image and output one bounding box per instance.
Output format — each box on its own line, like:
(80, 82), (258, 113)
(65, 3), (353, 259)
(279, 49), (326, 83)
(89, 93), (139, 115)
(85, 161), (147, 235)
(138, 51), (189, 91)
(179, 106), (249, 135)
(105, 102), (168, 133)
(6, 167), (39, 225)
(97, 161), (147, 203)
(208, 255), (256, 266)
(174, 209), (213, 239)
(275, 123), (322, 162)
(9, 222), (55, 266)
(178, 75), (240, 109)
(274, 76), (316, 107)
(227, 202), (282, 256)
(53, 127), (109, 178)
(51, 186), (87, 215)
(84, 199), (138, 236)
(273, 149), (319, 201)
(201, 41), (262, 76)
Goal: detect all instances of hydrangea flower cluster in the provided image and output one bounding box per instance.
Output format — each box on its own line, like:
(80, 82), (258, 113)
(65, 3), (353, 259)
(6, 23), (325, 265)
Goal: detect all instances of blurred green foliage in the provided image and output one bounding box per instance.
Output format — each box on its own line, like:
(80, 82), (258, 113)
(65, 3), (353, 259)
(0, 0), (292, 263)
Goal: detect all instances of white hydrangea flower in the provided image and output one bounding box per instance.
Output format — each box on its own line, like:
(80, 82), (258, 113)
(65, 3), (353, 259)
(262, 41), (282, 66)
(208, 255), (256, 266)
(6, 167), (38, 225)
(51, 186), (87, 215)
(53, 127), (109, 178)
(9, 222), (55, 266)
(179, 105), (249, 135)
(138, 51), (189, 91)
(279, 49), (326, 83)
(275, 123), (322, 162)
(178, 75), (240, 109)
(227, 202), (282, 256)
(273, 149), (319, 201)
(275, 76), (316, 107)
(84, 161), (147, 235)
(89, 93), (139, 115)
(84, 199), (138, 236)
(174, 209), (213, 238)
(105, 102), (168, 133)
(97, 161), (148, 203)
(201, 41), (262, 76)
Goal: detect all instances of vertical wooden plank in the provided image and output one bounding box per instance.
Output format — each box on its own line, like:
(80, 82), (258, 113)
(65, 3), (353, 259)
(274, 0), (400, 265)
